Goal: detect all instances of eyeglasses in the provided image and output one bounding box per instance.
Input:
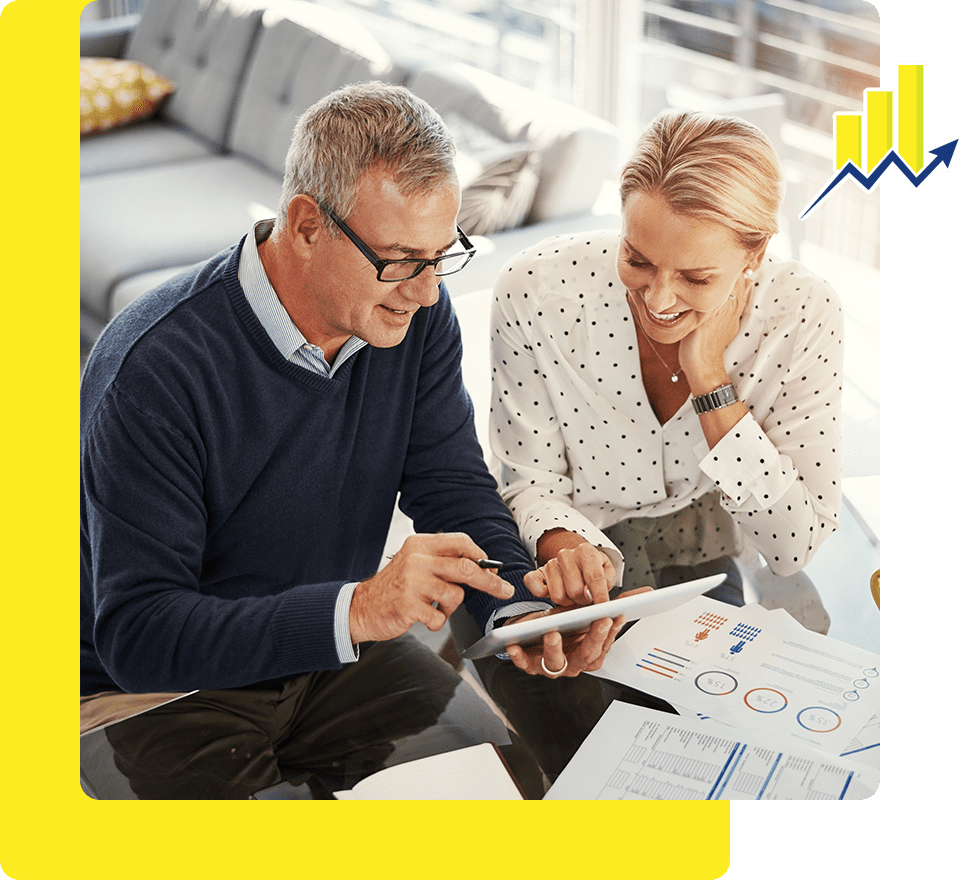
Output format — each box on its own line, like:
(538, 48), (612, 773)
(321, 204), (476, 282)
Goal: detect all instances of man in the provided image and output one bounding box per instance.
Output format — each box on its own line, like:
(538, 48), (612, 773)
(80, 82), (623, 798)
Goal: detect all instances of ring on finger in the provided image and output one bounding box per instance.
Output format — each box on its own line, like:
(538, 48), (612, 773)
(541, 656), (568, 677)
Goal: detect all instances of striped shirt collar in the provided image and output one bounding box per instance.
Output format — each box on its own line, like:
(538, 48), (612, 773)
(238, 219), (366, 377)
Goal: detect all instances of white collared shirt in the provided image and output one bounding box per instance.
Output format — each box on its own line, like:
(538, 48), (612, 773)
(239, 219), (367, 377)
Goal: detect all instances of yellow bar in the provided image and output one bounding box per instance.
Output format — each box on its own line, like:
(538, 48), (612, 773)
(865, 90), (893, 171)
(835, 114), (862, 170)
(898, 64), (924, 171)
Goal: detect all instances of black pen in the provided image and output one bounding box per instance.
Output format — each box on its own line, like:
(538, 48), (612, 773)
(476, 558), (504, 571)
(385, 555), (504, 571)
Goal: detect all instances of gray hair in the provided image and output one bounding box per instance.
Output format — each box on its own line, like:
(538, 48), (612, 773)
(620, 109), (783, 257)
(276, 81), (458, 234)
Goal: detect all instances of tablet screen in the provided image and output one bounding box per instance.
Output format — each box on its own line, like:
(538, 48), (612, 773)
(461, 573), (725, 659)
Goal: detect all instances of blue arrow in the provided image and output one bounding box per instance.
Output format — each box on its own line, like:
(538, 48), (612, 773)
(800, 139), (958, 218)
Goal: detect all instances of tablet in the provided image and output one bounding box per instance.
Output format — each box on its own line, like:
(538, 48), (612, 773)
(461, 573), (725, 659)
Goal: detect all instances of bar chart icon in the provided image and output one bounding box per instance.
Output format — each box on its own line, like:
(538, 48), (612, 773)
(802, 63), (956, 217)
(834, 64), (924, 172)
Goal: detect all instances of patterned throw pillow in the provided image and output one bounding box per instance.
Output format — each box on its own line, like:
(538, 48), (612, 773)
(445, 113), (541, 236)
(80, 57), (176, 137)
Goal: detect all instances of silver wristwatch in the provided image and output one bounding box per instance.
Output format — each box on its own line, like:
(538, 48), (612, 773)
(691, 383), (738, 415)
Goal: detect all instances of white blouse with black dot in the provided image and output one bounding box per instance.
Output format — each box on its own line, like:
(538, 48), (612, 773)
(489, 229), (844, 583)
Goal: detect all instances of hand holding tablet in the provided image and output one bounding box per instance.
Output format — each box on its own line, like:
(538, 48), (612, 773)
(461, 573), (725, 660)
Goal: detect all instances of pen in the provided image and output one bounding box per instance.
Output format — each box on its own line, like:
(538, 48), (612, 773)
(386, 554), (504, 572)
(476, 558), (504, 571)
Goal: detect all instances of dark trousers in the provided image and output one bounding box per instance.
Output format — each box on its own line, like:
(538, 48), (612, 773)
(105, 635), (464, 799)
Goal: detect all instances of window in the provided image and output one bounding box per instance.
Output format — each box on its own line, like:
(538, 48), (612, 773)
(332, 0), (587, 106)
(329, 1), (878, 267)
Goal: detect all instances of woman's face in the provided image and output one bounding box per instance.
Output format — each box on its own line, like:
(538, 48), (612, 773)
(618, 190), (758, 346)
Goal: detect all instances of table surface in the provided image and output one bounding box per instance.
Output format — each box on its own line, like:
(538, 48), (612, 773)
(82, 487), (881, 799)
(80, 672), (546, 800)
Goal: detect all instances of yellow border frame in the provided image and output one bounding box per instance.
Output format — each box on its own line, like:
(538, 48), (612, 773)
(1, 2), (728, 877)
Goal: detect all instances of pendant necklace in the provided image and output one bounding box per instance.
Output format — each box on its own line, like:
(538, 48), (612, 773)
(627, 290), (683, 383)
(641, 328), (683, 383)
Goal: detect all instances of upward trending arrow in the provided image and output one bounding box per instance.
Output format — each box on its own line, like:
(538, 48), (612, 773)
(800, 139), (958, 218)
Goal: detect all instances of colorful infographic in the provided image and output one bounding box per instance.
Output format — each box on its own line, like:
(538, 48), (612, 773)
(598, 596), (881, 756)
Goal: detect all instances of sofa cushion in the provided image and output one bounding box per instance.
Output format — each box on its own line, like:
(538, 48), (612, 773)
(79, 119), (217, 177)
(228, 1), (405, 176)
(445, 113), (540, 235)
(80, 156), (282, 320)
(80, 57), (176, 137)
(110, 265), (199, 318)
(406, 63), (618, 224)
(125, 0), (266, 149)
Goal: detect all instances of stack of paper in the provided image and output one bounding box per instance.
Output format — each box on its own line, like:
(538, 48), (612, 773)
(544, 701), (878, 800)
(546, 597), (881, 800)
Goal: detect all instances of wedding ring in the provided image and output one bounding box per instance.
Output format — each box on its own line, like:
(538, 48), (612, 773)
(541, 656), (568, 677)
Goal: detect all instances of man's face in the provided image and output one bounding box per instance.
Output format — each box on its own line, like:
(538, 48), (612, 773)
(301, 166), (461, 357)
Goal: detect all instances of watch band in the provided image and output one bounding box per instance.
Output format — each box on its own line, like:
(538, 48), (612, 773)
(691, 383), (738, 415)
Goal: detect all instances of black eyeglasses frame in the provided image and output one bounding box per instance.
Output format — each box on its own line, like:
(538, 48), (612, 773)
(320, 203), (476, 282)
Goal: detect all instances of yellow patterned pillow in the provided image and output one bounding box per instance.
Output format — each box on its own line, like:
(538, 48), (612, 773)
(80, 57), (176, 137)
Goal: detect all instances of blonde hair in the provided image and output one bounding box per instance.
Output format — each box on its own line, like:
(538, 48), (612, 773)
(620, 109), (783, 257)
(277, 81), (457, 234)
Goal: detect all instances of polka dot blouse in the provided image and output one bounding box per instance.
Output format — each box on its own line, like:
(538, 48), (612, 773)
(489, 229), (844, 583)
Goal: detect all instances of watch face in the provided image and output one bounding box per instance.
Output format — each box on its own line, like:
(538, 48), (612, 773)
(716, 385), (737, 406)
(694, 384), (736, 413)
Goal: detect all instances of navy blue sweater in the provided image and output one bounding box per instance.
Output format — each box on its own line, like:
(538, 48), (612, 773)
(81, 238), (536, 695)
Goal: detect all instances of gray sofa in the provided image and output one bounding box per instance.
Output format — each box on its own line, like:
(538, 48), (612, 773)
(80, 0), (620, 349)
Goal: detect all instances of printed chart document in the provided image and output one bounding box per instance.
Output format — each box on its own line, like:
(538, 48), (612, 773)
(841, 714), (880, 767)
(545, 701), (879, 800)
(596, 597), (880, 756)
(334, 742), (523, 800)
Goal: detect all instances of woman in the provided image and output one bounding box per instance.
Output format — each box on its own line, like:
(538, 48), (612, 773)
(492, 108), (843, 661)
